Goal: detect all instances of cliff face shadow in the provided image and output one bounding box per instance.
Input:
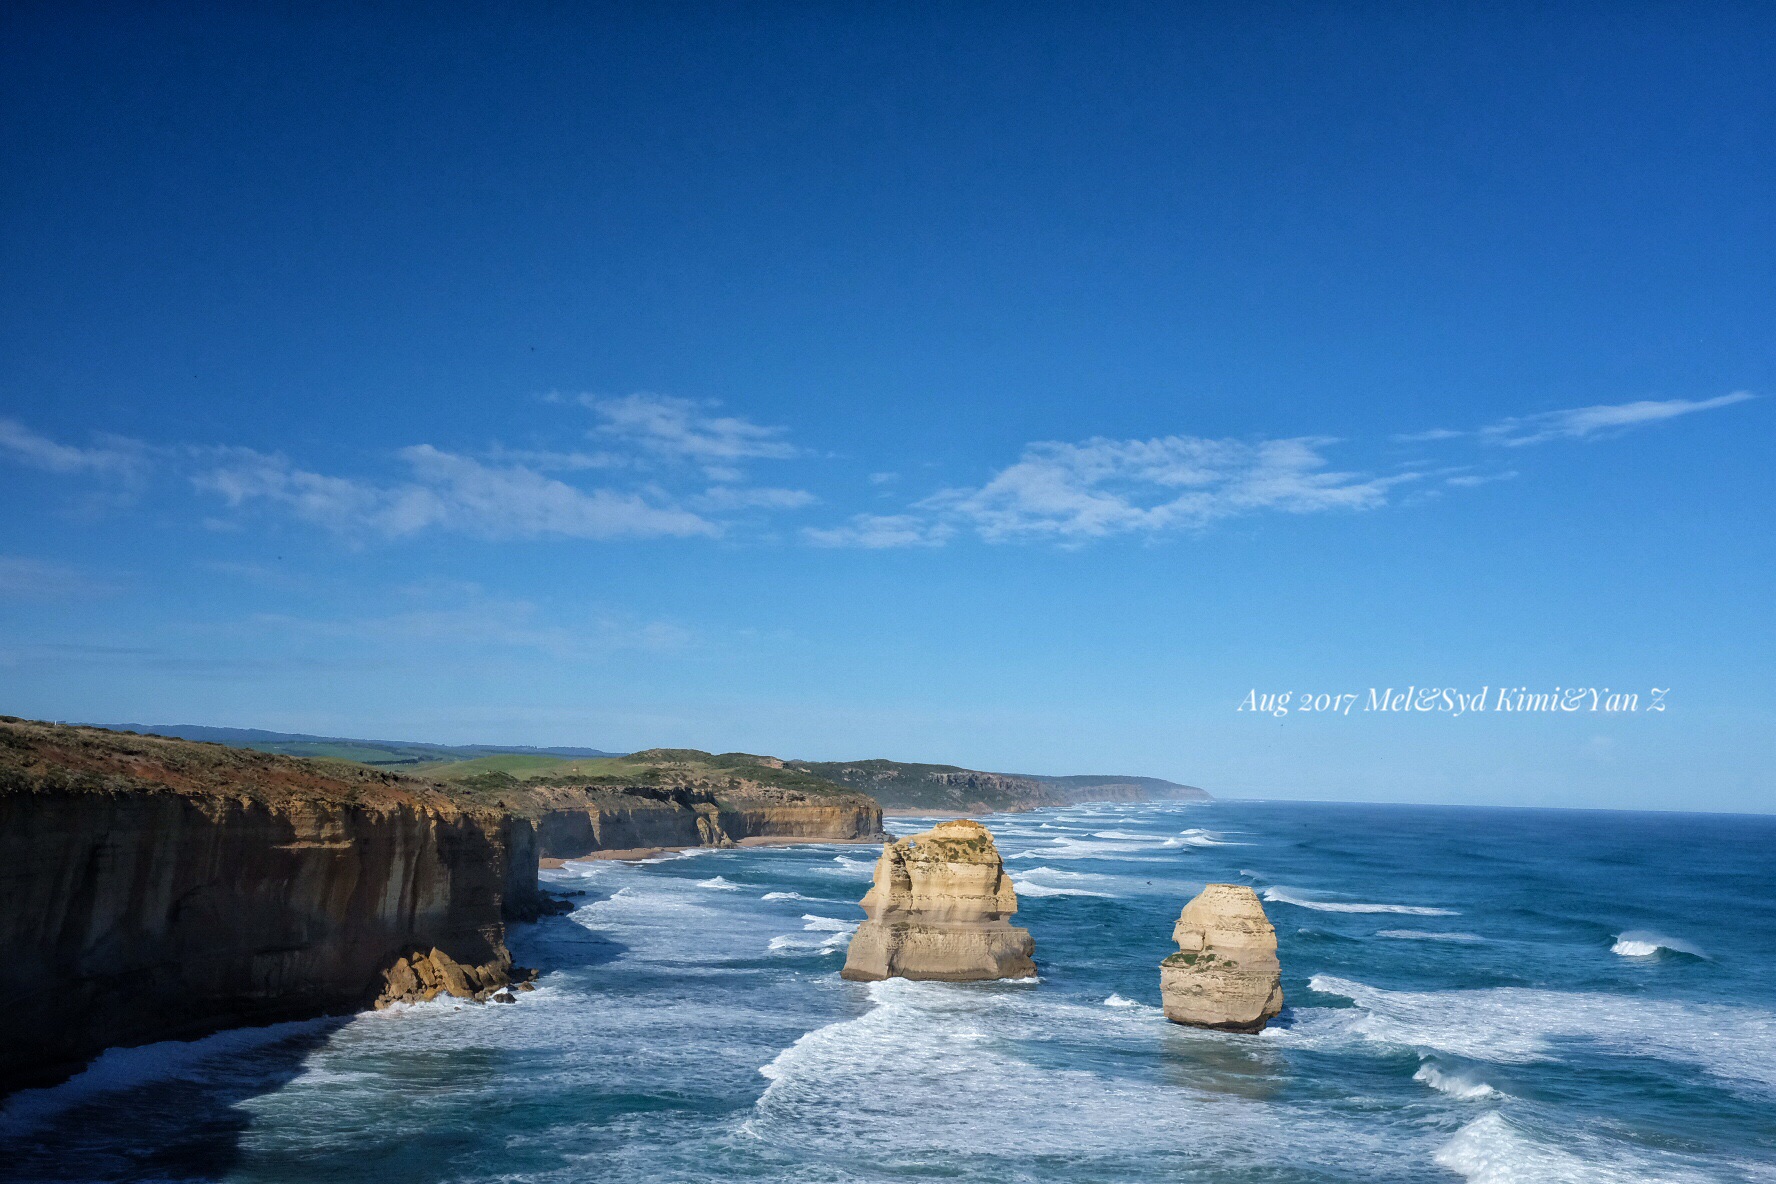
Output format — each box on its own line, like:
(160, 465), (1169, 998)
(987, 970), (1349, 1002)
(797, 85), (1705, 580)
(0, 1017), (351, 1183)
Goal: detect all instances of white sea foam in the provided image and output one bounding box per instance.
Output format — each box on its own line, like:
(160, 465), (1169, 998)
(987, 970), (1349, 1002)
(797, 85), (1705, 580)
(1434, 1111), (1729, 1184)
(824, 855), (877, 876)
(1298, 975), (1776, 1095)
(768, 932), (850, 954)
(1263, 887), (1460, 915)
(801, 914), (855, 932)
(1011, 866), (1124, 898)
(1413, 1062), (1501, 1100)
(1103, 993), (1139, 1007)
(1013, 878), (1116, 898)
(749, 977), (1409, 1168)
(1379, 929), (1486, 943)
(761, 891), (805, 901)
(697, 875), (742, 890)
(0, 1017), (338, 1135)
(638, 845), (724, 864)
(1611, 930), (1709, 959)
(1007, 835), (1176, 861)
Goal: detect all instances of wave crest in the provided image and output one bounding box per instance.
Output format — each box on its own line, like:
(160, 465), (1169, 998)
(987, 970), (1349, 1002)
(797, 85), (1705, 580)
(1264, 887), (1459, 915)
(1611, 931), (1709, 960)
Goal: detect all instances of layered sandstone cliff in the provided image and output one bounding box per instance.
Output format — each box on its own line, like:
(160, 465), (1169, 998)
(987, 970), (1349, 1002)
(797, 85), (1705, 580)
(445, 751), (885, 859)
(0, 719), (544, 1092)
(841, 819), (1035, 981)
(1159, 884), (1284, 1033)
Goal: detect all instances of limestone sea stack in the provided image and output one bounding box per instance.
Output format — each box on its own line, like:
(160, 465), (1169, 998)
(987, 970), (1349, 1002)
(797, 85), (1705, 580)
(1159, 884), (1284, 1032)
(841, 819), (1036, 982)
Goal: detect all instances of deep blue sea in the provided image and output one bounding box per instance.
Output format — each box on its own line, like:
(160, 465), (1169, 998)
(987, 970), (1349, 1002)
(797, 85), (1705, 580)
(5, 800), (1775, 1183)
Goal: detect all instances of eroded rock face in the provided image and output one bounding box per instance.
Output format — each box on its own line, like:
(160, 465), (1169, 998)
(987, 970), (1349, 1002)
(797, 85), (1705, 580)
(0, 719), (541, 1092)
(376, 947), (536, 1006)
(530, 787), (883, 860)
(841, 819), (1035, 982)
(1159, 884), (1283, 1032)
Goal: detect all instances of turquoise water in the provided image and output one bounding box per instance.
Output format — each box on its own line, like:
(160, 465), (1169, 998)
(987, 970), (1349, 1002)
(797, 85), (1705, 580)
(4, 800), (1774, 1182)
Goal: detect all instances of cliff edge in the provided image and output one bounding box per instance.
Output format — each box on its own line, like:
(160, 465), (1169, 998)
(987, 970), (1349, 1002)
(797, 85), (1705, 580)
(794, 759), (1209, 813)
(841, 819), (1035, 982)
(423, 748), (885, 858)
(0, 717), (543, 1092)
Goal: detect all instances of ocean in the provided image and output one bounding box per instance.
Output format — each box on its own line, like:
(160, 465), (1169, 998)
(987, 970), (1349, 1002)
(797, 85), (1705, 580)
(4, 800), (1774, 1183)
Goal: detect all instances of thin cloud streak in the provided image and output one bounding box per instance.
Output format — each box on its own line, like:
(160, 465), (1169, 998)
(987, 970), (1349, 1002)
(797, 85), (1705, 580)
(0, 555), (120, 600)
(1395, 391), (1754, 447)
(194, 446), (716, 541)
(0, 419), (148, 477)
(1481, 391), (1755, 446)
(804, 514), (955, 548)
(583, 392), (799, 480)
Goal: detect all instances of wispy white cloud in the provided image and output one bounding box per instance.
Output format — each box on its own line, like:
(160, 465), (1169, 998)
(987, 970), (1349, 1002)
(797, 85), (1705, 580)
(482, 444), (629, 472)
(582, 392), (799, 479)
(1479, 391), (1755, 446)
(915, 435), (1407, 544)
(0, 555), (119, 600)
(1395, 392), (1755, 449)
(1390, 427), (1466, 444)
(195, 446), (716, 541)
(0, 419), (148, 477)
(694, 485), (818, 511)
(803, 514), (955, 549)
(1445, 470), (1518, 488)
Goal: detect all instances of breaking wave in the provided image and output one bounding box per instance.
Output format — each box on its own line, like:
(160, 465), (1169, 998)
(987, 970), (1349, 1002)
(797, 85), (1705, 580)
(1611, 931), (1709, 959)
(1414, 1062), (1501, 1100)
(1299, 975), (1776, 1095)
(1378, 929), (1486, 943)
(801, 914), (855, 932)
(1263, 887), (1459, 915)
(1434, 1111), (1730, 1184)
(1012, 866), (1121, 898)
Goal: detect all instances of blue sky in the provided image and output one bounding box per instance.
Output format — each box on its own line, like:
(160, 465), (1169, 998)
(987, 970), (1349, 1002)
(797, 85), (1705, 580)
(2, 3), (1772, 811)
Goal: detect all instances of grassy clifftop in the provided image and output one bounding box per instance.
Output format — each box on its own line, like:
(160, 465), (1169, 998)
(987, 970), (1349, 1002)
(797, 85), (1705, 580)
(791, 759), (1209, 812)
(413, 748), (873, 816)
(94, 724), (623, 769)
(0, 717), (462, 811)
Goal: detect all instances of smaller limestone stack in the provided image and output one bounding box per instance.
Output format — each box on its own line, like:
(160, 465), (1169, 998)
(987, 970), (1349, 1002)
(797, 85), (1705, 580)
(1159, 884), (1284, 1032)
(841, 819), (1035, 982)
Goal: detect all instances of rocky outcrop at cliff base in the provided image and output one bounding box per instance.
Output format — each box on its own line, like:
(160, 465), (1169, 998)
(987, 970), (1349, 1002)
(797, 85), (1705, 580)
(377, 947), (538, 1006)
(842, 819), (1035, 981)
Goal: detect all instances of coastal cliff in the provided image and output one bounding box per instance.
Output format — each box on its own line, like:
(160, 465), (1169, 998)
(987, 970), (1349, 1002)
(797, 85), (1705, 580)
(841, 819), (1035, 981)
(0, 718), (543, 1092)
(424, 749), (885, 859)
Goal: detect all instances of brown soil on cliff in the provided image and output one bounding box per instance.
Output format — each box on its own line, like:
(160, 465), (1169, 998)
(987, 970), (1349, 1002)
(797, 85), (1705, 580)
(0, 716), (466, 811)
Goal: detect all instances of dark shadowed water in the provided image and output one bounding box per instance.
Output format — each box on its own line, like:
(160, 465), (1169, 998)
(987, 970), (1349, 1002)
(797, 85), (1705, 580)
(4, 801), (1774, 1183)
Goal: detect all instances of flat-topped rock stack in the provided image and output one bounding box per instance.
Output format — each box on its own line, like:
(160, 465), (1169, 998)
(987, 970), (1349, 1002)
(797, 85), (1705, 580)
(1160, 884), (1284, 1033)
(841, 819), (1036, 982)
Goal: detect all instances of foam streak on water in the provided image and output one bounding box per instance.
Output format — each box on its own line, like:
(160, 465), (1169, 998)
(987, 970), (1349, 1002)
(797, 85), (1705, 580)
(3, 799), (1772, 1183)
